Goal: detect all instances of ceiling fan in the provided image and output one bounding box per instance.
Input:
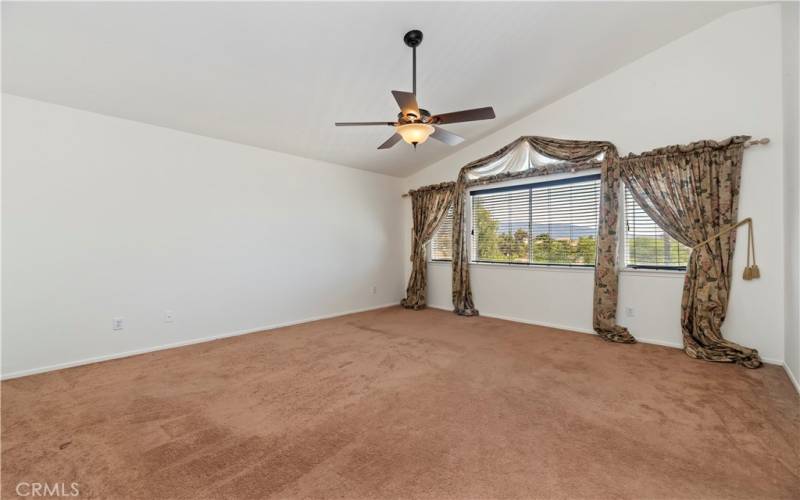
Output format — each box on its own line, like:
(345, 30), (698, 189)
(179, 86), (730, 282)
(335, 30), (496, 150)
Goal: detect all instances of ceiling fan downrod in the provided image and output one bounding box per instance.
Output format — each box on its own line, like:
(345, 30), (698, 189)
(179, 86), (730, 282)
(403, 30), (423, 97)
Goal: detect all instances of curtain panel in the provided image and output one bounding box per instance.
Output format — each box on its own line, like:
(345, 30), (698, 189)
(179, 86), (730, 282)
(619, 136), (761, 368)
(449, 136), (634, 343)
(401, 182), (455, 310)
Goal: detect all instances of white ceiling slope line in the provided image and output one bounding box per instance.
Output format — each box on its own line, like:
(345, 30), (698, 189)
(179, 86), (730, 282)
(2, 91), (388, 180)
(2, 2), (754, 177)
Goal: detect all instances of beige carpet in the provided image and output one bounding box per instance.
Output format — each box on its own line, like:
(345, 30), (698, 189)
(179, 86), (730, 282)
(2, 306), (798, 499)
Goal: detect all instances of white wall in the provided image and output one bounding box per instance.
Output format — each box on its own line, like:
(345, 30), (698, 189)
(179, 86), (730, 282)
(403, 5), (786, 362)
(2, 94), (405, 378)
(782, 1), (800, 386)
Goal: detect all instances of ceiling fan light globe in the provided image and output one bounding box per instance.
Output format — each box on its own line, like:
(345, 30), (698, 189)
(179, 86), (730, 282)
(396, 123), (434, 146)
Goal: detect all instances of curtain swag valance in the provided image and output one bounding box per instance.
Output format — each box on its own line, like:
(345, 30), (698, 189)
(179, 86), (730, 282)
(404, 134), (768, 367)
(407, 136), (767, 195)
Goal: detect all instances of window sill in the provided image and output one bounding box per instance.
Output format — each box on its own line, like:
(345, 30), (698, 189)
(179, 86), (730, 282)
(621, 267), (686, 278)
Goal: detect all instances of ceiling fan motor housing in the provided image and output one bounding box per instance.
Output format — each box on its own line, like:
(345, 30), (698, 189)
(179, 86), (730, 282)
(398, 108), (431, 123)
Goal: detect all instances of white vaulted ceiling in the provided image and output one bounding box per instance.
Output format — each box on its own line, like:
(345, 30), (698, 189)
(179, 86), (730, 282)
(3, 2), (753, 177)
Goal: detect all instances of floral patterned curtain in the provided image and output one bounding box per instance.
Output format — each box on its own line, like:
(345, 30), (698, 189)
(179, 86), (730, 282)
(619, 136), (761, 367)
(401, 182), (455, 310)
(450, 136), (634, 343)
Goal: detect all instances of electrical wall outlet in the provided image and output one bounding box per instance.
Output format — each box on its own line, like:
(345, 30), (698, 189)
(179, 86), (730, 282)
(164, 310), (174, 323)
(625, 307), (635, 318)
(371, 285), (377, 295)
(112, 317), (124, 331)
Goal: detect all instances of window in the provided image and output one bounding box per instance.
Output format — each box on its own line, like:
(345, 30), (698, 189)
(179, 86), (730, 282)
(624, 188), (689, 269)
(430, 205), (453, 261)
(470, 174), (600, 266)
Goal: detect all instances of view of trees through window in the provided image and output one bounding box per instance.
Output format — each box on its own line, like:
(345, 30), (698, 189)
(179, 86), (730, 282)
(470, 175), (600, 266)
(429, 176), (690, 270)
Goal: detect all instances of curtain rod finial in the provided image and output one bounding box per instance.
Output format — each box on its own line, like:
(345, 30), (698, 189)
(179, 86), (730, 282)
(744, 137), (770, 148)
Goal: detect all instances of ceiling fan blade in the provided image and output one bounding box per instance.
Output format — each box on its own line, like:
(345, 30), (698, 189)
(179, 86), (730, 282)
(430, 126), (464, 146)
(432, 106), (495, 124)
(378, 133), (403, 149)
(335, 121), (394, 126)
(391, 90), (420, 118)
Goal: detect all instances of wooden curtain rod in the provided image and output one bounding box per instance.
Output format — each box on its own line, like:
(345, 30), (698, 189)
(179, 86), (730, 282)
(400, 137), (770, 198)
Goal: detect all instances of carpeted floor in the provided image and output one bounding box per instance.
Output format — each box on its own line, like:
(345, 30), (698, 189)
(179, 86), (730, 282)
(2, 306), (798, 499)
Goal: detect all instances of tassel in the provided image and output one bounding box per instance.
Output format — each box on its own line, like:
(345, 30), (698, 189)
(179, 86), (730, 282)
(745, 220), (760, 280)
(693, 218), (761, 281)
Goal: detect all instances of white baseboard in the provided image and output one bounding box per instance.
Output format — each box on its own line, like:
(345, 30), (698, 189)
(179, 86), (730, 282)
(478, 310), (686, 349)
(467, 310), (596, 336)
(784, 363), (800, 395)
(6, 303), (789, 382)
(428, 304), (783, 365)
(1, 302), (400, 381)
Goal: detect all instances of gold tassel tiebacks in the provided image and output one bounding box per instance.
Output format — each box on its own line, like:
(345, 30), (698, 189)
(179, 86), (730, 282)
(743, 219), (760, 280)
(692, 218), (760, 280)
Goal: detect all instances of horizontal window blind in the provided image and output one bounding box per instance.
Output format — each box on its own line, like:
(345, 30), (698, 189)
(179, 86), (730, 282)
(470, 175), (600, 266)
(430, 205), (453, 260)
(624, 188), (689, 269)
